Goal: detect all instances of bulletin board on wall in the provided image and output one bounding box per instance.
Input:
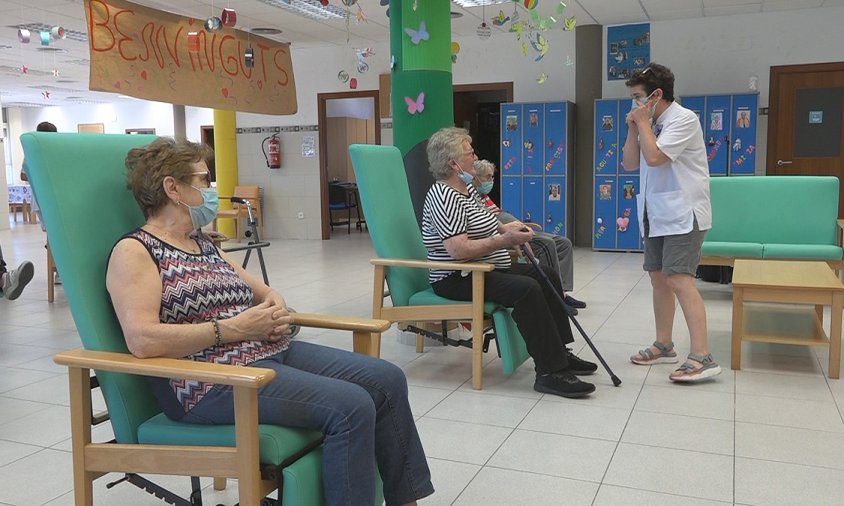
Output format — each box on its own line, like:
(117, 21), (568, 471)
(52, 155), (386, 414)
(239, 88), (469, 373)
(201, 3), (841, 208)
(607, 23), (650, 81)
(78, 123), (104, 133)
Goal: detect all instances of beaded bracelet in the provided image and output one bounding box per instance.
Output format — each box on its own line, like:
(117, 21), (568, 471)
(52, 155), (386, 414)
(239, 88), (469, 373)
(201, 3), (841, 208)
(211, 318), (223, 347)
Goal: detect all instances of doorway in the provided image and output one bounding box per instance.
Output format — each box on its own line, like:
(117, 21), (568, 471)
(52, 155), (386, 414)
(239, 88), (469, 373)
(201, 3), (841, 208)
(200, 125), (215, 181)
(453, 82), (513, 210)
(768, 62), (844, 217)
(317, 90), (381, 239)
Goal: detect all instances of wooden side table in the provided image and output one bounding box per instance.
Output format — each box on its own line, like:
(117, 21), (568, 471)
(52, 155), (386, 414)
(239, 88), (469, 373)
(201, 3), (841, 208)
(731, 259), (844, 378)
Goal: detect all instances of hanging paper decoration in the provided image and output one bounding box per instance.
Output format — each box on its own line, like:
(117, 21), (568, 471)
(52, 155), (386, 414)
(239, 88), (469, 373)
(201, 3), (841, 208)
(492, 10), (510, 27)
(530, 33), (548, 61)
(563, 16), (577, 30)
(536, 73), (548, 84)
(42, 90), (50, 99)
(51, 26), (66, 40)
(221, 8), (237, 26)
(341, 0), (357, 5)
(320, 0), (329, 6)
(390, 55), (396, 70)
(338, 70), (350, 83)
(40, 31), (50, 46)
(244, 47), (254, 68)
(451, 41), (460, 64)
(204, 17), (222, 32)
(187, 32), (200, 53)
(380, 0), (388, 5)
(52, 69), (60, 77)
(17, 29), (30, 43)
(556, 2), (567, 15)
(349, 77), (358, 89)
(405, 21), (429, 45)
(565, 55), (574, 66)
(356, 5), (367, 24)
(412, 0), (418, 11)
(356, 47), (373, 74)
(477, 22), (491, 40)
(20, 65), (28, 74)
(405, 92), (425, 115)
(524, 0), (538, 9)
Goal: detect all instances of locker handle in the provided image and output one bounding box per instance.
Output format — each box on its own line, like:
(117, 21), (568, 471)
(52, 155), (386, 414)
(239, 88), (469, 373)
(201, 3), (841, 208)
(777, 160), (793, 166)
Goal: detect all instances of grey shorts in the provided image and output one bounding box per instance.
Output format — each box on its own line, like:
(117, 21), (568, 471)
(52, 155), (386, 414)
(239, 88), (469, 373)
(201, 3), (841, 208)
(643, 212), (706, 276)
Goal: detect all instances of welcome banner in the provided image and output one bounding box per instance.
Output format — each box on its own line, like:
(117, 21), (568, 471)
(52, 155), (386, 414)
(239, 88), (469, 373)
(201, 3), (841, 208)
(85, 0), (297, 115)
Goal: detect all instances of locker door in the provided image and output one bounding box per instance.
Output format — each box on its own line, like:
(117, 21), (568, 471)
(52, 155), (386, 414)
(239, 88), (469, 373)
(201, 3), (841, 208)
(704, 95), (731, 176)
(544, 176), (566, 235)
(594, 100), (620, 175)
(522, 176), (544, 225)
(593, 176), (617, 250)
(681, 95), (706, 133)
(500, 176), (522, 219)
(522, 104), (544, 175)
(616, 175), (641, 250)
(544, 102), (567, 175)
(617, 99), (638, 174)
(729, 94), (759, 175)
(500, 103), (523, 175)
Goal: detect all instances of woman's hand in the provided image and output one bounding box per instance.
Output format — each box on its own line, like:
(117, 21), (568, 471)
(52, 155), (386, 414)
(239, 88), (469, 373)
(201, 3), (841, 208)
(501, 223), (533, 247)
(226, 300), (292, 342)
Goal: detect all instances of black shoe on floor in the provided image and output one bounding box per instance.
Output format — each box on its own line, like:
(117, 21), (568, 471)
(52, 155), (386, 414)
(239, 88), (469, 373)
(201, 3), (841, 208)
(534, 371), (596, 398)
(566, 349), (598, 375)
(564, 295), (587, 309)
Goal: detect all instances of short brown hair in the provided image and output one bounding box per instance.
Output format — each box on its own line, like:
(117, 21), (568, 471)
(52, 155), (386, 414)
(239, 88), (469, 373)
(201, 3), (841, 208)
(125, 137), (213, 218)
(626, 63), (675, 102)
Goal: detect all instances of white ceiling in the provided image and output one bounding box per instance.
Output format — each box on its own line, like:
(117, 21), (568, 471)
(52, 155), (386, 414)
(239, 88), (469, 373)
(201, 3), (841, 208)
(0, 0), (840, 107)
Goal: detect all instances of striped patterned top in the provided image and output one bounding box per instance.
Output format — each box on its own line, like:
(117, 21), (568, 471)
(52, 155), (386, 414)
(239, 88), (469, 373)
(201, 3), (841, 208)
(122, 229), (289, 416)
(421, 182), (511, 284)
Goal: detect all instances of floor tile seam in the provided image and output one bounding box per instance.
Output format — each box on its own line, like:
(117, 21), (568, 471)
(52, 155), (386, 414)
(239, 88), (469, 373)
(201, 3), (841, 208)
(731, 453), (844, 473)
(731, 390), (836, 403)
(818, 355), (844, 426)
(480, 462), (605, 484)
(596, 365), (648, 490)
(592, 483), (734, 505)
(633, 407), (734, 423)
(420, 413), (528, 431)
(643, 383), (737, 397)
(513, 426), (625, 444)
(0, 396), (67, 412)
(732, 418), (844, 434)
(0, 445), (52, 470)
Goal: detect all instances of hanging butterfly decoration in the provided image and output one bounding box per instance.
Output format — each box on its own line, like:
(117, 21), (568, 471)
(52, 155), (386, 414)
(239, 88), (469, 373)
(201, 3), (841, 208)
(405, 92), (425, 115)
(405, 21), (429, 45)
(563, 16), (577, 31)
(531, 33), (549, 62)
(536, 73), (548, 84)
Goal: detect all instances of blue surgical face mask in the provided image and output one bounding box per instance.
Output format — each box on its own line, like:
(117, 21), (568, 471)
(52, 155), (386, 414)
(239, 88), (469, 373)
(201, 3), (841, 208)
(181, 185), (219, 230)
(478, 180), (494, 195)
(632, 90), (658, 119)
(454, 161), (474, 185)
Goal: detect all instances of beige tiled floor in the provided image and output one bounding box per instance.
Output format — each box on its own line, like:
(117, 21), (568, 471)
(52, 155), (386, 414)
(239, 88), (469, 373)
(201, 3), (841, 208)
(2, 221), (844, 505)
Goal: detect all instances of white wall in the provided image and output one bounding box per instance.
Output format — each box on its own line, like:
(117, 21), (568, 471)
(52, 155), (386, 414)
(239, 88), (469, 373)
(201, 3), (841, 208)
(604, 6), (844, 174)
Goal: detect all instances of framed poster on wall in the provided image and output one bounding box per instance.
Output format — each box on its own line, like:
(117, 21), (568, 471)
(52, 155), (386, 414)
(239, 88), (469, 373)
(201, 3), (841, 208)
(78, 123), (104, 133)
(607, 23), (650, 81)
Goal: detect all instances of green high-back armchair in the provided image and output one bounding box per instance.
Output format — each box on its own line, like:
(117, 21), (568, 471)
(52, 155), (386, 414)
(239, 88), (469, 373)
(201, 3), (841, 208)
(21, 132), (385, 505)
(349, 143), (529, 390)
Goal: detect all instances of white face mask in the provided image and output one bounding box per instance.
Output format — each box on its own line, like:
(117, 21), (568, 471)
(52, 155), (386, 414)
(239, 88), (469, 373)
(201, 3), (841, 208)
(632, 90), (658, 119)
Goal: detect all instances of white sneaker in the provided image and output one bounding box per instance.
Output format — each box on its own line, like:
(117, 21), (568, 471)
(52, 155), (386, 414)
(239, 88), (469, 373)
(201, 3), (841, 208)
(448, 322), (473, 341)
(3, 261), (34, 300)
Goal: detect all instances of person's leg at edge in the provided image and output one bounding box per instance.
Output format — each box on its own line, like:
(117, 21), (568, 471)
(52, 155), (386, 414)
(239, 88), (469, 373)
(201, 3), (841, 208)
(667, 273), (709, 359)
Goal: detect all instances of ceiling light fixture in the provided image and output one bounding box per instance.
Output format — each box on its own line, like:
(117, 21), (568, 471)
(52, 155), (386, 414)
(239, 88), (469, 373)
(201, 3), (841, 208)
(257, 0), (346, 20)
(250, 27), (284, 35)
(452, 0), (511, 7)
(451, 12), (464, 19)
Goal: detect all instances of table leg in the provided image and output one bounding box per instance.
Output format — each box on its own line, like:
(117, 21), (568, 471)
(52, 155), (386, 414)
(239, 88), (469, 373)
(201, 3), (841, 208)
(816, 305), (824, 327)
(829, 292), (842, 379)
(731, 287), (744, 370)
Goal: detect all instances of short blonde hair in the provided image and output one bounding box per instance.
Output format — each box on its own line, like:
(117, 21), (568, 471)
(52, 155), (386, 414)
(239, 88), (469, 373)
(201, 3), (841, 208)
(427, 127), (471, 180)
(125, 137), (213, 218)
(473, 159), (496, 178)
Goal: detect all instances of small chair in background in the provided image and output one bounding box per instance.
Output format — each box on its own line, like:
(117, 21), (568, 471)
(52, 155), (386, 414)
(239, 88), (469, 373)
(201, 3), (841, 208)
(215, 185), (264, 241)
(328, 182), (361, 234)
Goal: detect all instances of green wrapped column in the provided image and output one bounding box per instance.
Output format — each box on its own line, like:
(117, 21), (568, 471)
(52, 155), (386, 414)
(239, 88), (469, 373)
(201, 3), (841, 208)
(390, 0), (453, 224)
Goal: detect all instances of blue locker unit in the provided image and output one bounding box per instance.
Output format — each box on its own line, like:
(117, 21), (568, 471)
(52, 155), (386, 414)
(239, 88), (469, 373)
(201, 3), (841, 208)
(703, 95), (731, 176)
(682, 95), (706, 133)
(544, 176), (566, 235)
(522, 177), (544, 225)
(616, 175), (641, 250)
(522, 104), (544, 175)
(500, 103), (522, 175)
(543, 103), (568, 175)
(500, 176), (522, 219)
(594, 99), (620, 175)
(729, 94), (758, 175)
(594, 176), (617, 250)
(617, 101), (638, 174)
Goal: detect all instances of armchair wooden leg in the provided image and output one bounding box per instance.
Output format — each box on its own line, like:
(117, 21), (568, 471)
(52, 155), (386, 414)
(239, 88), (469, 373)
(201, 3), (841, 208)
(415, 332), (425, 353)
(213, 477), (227, 490)
(353, 330), (381, 358)
(471, 272), (485, 390)
(47, 242), (56, 303)
(234, 386), (261, 506)
(69, 367), (95, 506)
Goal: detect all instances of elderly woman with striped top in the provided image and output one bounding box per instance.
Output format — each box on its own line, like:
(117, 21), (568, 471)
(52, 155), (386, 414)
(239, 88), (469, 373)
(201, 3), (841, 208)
(106, 137), (433, 506)
(421, 128), (597, 399)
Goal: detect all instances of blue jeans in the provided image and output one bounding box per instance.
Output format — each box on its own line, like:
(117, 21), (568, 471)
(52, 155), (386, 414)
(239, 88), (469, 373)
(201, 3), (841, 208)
(181, 341), (434, 506)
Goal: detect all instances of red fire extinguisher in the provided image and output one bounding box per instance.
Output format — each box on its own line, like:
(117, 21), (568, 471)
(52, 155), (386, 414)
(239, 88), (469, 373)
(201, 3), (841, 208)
(262, 134), (281, 169)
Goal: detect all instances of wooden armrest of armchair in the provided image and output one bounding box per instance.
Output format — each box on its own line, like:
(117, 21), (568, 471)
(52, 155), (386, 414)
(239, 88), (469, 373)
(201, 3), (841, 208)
(54, 349), (275, 388)
(370, 258), (495, 272)
(291, 312), (390, 332)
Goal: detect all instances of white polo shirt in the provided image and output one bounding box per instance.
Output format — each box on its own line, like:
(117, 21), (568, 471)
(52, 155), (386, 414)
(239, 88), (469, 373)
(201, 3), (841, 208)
(636, 101), (712, 238)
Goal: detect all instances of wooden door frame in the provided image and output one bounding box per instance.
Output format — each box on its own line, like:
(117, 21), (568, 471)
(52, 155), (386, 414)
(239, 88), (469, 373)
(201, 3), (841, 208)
(453, 81), (514, 102)
(317, 90), (381, 240)
(767, 62), (844, 174)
